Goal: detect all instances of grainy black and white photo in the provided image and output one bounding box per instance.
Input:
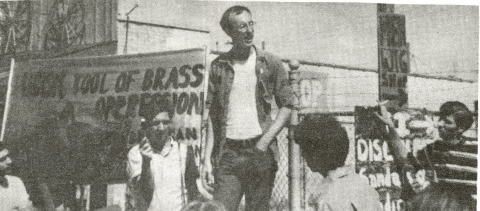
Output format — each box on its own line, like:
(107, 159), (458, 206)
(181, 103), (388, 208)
(0, 0), (477, 211)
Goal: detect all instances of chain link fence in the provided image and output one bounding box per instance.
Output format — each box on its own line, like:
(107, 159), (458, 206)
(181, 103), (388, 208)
(269, 118), (355, 211)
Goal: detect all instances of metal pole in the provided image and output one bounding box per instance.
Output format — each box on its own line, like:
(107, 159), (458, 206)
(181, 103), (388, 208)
(123, 4), (138, 54)
(123, 15), (130, 54)
(0, 58), (15, 142)
(288, 60), (301, 211)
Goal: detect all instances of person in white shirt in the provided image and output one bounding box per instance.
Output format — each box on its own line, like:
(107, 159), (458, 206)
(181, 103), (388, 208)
(127, 111), (198, 211)
(0, 142), (33, 211)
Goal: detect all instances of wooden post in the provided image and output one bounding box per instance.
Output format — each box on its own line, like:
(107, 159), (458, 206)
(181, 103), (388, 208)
(288, 60), (301, 211)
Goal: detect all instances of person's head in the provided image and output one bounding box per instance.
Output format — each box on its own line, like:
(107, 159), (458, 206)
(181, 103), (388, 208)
(438, 101), (473, 142)
(147, 111), (173, 152)
(181, 200), (227, 211)
(295, 115), (350, 176)
(220, 6), (255, 50)
(0, 142), (12, 177)
(409, 185), (475, 211)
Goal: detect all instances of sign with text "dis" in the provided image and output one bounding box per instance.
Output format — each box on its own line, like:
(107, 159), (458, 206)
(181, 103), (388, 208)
(355, 106), (408, 211)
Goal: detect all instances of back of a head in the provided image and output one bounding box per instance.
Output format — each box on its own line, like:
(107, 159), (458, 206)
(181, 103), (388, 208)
(294, 115), (349, 172)
(439, 101), (473, 131)
(181, 200), (227, 211)
(409, 185), (475, 211)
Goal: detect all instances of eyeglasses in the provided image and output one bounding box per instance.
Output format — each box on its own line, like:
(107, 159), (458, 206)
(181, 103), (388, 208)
(235, 21), (256, 33)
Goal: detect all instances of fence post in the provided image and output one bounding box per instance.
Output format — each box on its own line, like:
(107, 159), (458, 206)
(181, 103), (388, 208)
(288, 60), (301, 211)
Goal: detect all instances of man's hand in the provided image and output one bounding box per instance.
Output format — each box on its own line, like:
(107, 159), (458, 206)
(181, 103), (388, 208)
(200, 160), (214, 193)
(373, 101), (395, 135)
(139, 137), (153, 160)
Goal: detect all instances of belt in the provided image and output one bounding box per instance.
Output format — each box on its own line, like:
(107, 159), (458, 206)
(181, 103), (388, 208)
(225, 136), (261, 150)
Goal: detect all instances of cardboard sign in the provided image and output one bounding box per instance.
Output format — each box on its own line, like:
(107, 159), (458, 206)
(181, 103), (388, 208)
(355, 106), (442, 211)
(355, 106), (406, 211)
(5, 48), (206, 184)
(295, 71), (328, 114)
(377, 13), (409, 109)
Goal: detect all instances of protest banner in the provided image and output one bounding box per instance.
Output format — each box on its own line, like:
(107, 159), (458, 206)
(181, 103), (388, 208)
(3, 48), (206, 187)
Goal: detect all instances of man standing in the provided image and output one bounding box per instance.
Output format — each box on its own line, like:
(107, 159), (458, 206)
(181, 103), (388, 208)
(375, 101), (477, 198)
(295, 115), (382, 211)
(202, 5), (293, 211)
(127, 111), (198, 211)
(0, 142), (33, 210)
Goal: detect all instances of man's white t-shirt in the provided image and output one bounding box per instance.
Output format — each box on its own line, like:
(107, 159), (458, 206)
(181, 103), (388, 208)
(226, 49), (263, 139)
(127, 139), (188, 211)
(0, 175), (32, 211)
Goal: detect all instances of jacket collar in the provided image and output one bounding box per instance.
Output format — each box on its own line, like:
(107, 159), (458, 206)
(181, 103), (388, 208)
(217, 45), (266, 66)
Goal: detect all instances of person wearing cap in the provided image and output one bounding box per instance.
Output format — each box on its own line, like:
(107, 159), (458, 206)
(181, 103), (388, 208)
(127, 111), (199, 211)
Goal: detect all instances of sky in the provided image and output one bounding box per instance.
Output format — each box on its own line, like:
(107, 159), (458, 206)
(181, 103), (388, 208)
(117, 0), (478, 81)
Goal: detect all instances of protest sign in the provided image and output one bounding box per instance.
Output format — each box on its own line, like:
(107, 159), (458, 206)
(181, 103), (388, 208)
(4, 48), (206, 184)
(355, 106), (441, 211)
(355, 106), (406, 211)
(295, 71), (328, 114)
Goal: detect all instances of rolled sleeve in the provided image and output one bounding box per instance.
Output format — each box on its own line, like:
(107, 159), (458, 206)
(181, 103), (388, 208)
(271, 56), (293, 108)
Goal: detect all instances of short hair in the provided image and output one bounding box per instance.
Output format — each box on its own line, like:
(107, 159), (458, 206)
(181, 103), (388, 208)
(439, 101), (473, 131)
(409, 184), (475, 211)
(181, 200), (227, 211)
(295, 115), (349, 171)
(0, 142), (5, 152)
(220, 5), (251, 34)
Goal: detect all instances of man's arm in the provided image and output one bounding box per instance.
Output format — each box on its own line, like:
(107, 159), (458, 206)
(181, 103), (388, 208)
(137, 155), (153, 204)
(256, 107), (291, 151)
(256, 53), (293, 151)
(200, 62), (217, 193)
(128, 140), (154, 206)
(200, 116), (215, 193)
(374, 105), (409, 165)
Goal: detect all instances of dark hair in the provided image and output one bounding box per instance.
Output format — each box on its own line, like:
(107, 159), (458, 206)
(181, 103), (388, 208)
(294, 115), (349, 172)
(220, 5), (251, 34)
(439, 101), (473, 131)
(409, 184), (475, 211)
(181, 200), (227, 211)
(0, 142), (5, 152)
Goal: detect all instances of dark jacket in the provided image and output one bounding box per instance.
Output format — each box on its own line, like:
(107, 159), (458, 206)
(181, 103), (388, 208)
(206, 46), (293, 163)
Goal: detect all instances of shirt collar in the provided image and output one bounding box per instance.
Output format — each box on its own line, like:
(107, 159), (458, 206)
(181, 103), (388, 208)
(327, 165), (354, 180)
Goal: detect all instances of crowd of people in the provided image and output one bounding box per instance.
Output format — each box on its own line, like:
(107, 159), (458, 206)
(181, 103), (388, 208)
(0, 5), (477, 211)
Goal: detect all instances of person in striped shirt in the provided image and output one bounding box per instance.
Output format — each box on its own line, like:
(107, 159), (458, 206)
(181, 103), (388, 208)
(375, 101), (476, 200)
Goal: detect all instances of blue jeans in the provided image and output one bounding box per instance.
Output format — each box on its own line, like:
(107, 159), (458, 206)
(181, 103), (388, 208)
(214, 147), (277, 211)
